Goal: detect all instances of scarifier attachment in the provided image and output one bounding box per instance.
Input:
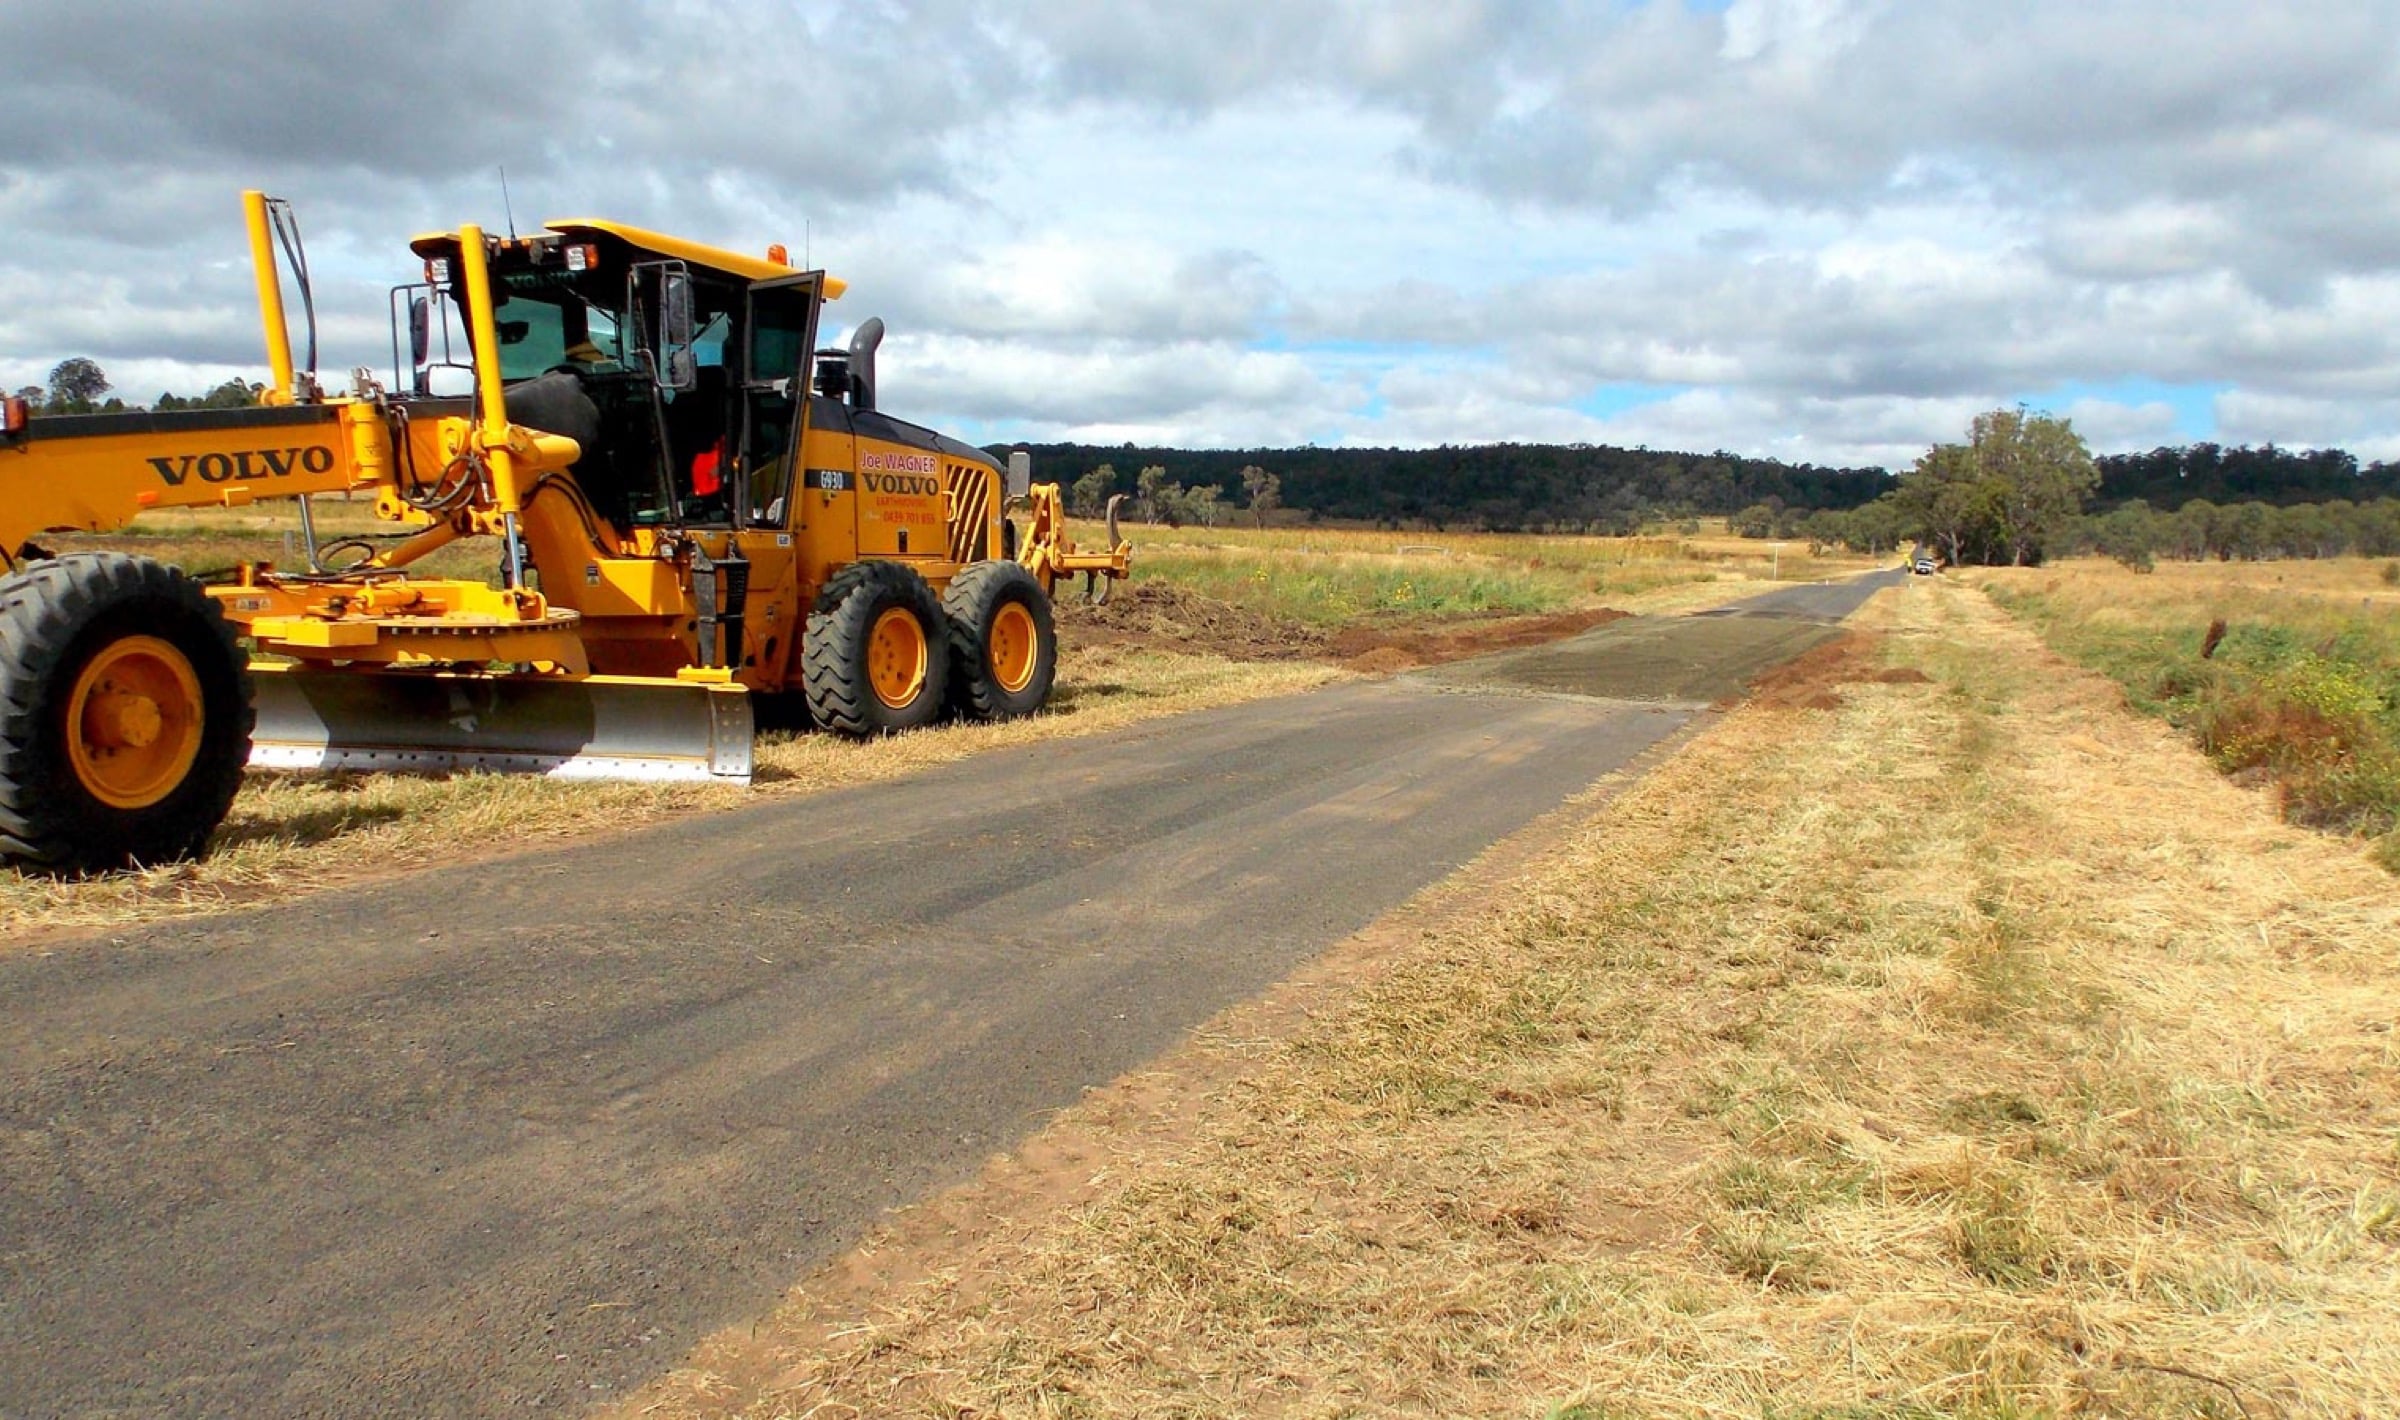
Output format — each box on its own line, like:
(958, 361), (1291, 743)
(1019, 485), (1131, 604)
(1084, 495), (1126, 605)
(248, 665), (754, 785)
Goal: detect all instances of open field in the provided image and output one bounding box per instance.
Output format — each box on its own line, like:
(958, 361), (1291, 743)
(7, 512), (1873, 935)
(1968, 556), (2400, 870)
(617, 577), (2400, 1420)
(30, 496), (500, 584)
(1129, 521), (1884, 625)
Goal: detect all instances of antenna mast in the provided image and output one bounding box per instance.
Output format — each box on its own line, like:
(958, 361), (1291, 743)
(499, 165), (518, 240)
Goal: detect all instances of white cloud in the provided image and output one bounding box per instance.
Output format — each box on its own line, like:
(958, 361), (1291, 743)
(886, 239), (1280, 343)
(4, 0), (2400, 465)
(2215, 389), (2400, 462)
(2057, 398), (2183, 453)
(1720, 0), (1882, 68)
(890, 333), (1348, 446)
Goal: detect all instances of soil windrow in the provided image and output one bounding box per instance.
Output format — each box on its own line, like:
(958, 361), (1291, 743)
(1060, 581), (1626, 671)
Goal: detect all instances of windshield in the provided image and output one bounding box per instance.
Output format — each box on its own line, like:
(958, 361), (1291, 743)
(489, 269), (624, 380)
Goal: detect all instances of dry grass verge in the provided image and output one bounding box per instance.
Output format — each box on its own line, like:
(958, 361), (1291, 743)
(618, 577), (2400, 1420)
(1970, 557), (2400, 870)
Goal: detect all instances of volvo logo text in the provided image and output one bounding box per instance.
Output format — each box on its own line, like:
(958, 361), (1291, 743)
(147, 446), (338, 487)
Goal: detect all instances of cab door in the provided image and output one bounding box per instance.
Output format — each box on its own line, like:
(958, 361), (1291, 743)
(735, 271), (823, 530)
(730, 271), (825, 690)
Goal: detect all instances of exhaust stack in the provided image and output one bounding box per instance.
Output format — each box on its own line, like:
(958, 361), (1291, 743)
(847, 317), (883, 412)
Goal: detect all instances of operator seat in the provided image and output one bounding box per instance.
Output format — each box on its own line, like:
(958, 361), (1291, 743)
(668, 364), (734, 469)
(503, 370), (603, 456)
(668, 363), (737, 519)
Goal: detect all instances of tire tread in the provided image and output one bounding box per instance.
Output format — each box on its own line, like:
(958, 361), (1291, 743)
(801, 562), (949, 737)
(0, 552), (253, 872)
(940, 560), (1056, 721)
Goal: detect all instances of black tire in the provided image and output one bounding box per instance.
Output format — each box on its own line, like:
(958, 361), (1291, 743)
(942, 561), (1056, 721)
(0, 552), (254, 873)
(748, 689), (817, 733)
(802, 562), (950, 736)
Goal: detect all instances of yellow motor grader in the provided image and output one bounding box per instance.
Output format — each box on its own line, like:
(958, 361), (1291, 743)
(0, 192), (1129, 872)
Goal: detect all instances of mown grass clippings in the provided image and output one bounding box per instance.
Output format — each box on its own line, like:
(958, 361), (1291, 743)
(1943, 1167), (2066, 1289)
(1939, 1090), (2045, 1134)
(606, 573), (2400, 1420)
(1703, 1213), (1830, 1291)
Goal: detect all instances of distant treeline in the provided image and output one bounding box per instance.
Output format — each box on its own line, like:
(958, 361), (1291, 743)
(1779, 496), (2400, 565)
(1011, 440), (2400, 533)
(2095, 443), (2400, 509)
(1012, 442), (1893, 532)
(16, 356), (273, 416)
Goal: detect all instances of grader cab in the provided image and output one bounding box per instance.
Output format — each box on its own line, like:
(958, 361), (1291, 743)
(0, 192), (1130, 873)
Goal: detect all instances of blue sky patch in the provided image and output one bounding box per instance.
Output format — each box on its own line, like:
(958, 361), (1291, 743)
(2019, 380), (2226, 443)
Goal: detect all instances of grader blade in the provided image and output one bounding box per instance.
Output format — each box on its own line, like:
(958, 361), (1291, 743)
(247, 666), (755, 785)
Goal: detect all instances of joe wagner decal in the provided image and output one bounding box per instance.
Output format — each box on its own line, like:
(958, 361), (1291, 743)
(859, 450), (943, 498)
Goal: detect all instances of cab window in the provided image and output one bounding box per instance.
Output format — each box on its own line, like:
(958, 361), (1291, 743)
(488, 269), (626, 379)
(493, 295), (567, 380)
(742, 284), (817, 525)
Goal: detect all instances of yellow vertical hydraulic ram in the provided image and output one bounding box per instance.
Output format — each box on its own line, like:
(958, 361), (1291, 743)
(454, 223), (527, 519)
(242, 190), (298, 407)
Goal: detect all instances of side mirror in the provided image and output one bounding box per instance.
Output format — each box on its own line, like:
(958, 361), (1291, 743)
(663, 272), (693, 346)
(657, 271), (696, 391)
(1006, 451), (1032, 500)
(408, 296), (431, 368)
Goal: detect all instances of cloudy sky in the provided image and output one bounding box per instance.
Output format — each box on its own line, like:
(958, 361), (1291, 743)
(5, 0), (2398, 470)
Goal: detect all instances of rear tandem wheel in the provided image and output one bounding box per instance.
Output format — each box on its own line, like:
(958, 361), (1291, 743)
(941, 559), (1056, 720)
(0, 552), (255, 873)
(802, 561), (951, 736)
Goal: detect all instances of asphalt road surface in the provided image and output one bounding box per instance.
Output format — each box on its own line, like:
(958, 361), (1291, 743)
(0, 570), (1899, 1417)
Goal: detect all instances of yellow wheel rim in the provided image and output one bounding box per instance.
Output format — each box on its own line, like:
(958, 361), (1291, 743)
(989, 601), (1039, 695)
(866, 607), (928, 710)
(66, 635), (205, 811)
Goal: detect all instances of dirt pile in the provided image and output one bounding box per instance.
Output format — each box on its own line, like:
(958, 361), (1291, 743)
(1059, 583), (1627, 672)
(1326, 609), (1626, 672)
(1060, 583), (1330, 660)
(1742, 631), (1932, 710)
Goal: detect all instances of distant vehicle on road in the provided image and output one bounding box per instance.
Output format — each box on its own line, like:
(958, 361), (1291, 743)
(1912, 557), (1937, 575)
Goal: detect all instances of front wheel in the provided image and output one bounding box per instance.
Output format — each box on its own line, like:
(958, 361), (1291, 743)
(941, 561), (1056, 721)
(802, 562), (950, 736)
(0, 553), (254, 873)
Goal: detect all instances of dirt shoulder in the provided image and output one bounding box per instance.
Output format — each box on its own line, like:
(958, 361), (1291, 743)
(612, 579), (2400, 1419)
